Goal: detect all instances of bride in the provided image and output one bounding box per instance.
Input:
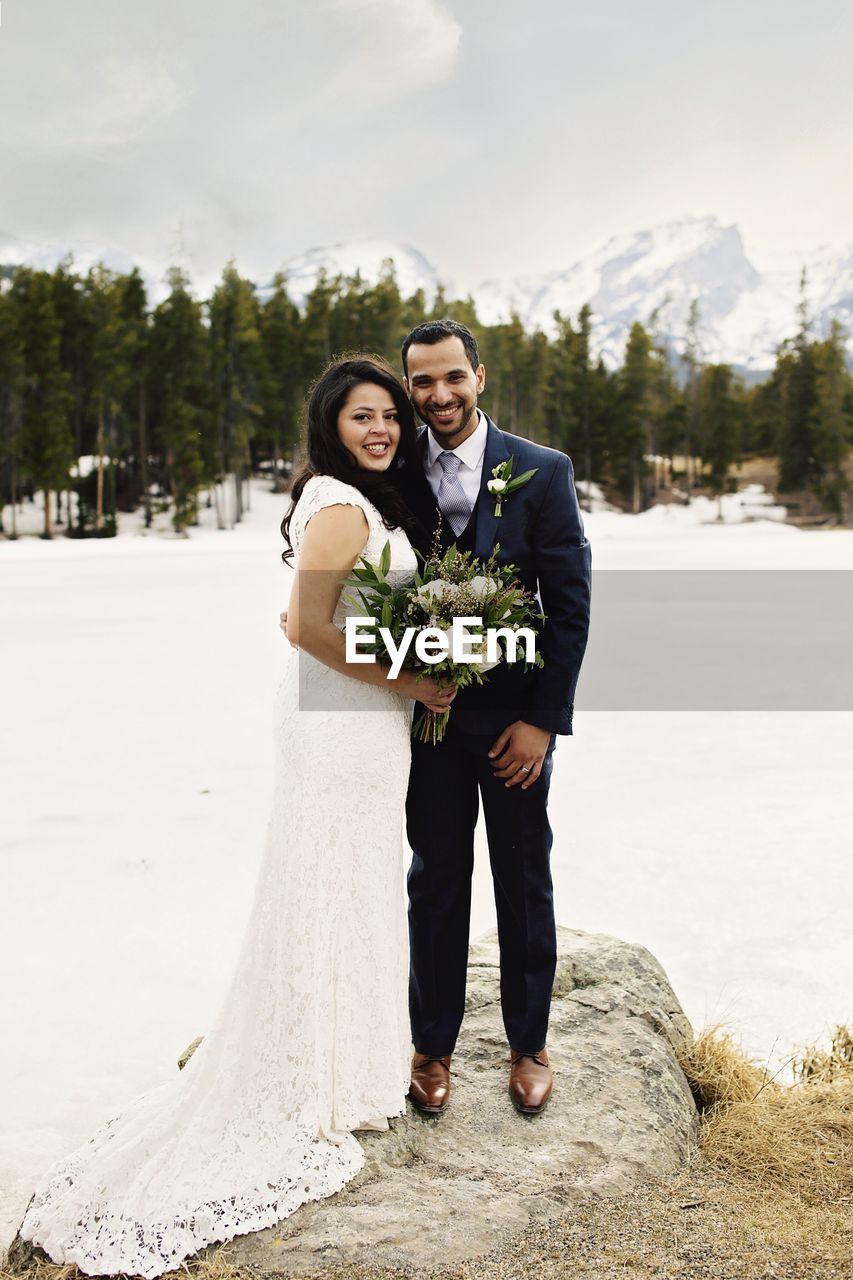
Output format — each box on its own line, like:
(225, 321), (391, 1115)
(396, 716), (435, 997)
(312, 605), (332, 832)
(17, 355), (455, 1278)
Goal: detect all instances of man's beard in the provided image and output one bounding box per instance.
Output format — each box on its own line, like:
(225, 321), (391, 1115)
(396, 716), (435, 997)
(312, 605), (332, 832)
(426, 401), (476, 439)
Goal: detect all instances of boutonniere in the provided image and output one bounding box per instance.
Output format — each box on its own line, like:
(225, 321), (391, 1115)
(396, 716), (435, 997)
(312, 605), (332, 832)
(486, 457), (538, 517)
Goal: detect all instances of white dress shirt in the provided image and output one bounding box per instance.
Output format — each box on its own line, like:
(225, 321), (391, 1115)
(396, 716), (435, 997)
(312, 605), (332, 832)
(424, 409), (488, 510)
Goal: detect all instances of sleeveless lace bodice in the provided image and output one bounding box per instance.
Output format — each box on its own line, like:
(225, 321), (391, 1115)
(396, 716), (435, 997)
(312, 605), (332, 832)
(288, 473), (418, 625)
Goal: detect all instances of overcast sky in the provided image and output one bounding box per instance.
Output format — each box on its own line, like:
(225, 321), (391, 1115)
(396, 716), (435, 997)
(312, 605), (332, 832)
(1, 0), (851, 289)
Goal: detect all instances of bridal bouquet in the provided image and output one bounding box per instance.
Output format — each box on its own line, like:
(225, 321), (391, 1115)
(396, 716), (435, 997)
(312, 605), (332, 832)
(345, 531), (544, 744)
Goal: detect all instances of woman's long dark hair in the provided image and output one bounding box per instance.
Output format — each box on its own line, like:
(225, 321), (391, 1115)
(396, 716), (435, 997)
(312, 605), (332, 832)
(280, 354), (419, 563)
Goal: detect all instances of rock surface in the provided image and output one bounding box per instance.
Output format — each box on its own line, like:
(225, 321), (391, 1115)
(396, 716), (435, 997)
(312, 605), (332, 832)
(221, 927), (699, 1276)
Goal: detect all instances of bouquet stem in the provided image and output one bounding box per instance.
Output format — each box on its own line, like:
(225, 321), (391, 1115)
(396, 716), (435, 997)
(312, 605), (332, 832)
(413, 707), (451, 744)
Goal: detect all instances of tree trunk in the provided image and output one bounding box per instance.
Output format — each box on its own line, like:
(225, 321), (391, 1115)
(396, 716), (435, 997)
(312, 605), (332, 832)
(139, 382), (152, 529)
(212, 482), (224, 530)
(43, 487), (53, 539)
(10, 463), (18, 539)
(273, 443), (284, 494)
(582, 404), (592, 512)
(96, 398), (105, 531)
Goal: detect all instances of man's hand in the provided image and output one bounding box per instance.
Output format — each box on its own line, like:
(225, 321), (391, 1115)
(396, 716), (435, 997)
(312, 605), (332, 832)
(488, 721), (551, 790)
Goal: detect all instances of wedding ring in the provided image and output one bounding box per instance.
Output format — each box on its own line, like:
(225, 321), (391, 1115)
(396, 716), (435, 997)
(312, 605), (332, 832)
(520, 766), (531, 773)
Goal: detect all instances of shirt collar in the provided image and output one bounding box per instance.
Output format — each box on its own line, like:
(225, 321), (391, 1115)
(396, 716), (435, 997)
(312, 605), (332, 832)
(425, 409), (488, 470)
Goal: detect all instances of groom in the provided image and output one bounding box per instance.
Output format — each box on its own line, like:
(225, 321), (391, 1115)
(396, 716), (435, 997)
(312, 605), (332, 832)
(399, 319), (591, 1117)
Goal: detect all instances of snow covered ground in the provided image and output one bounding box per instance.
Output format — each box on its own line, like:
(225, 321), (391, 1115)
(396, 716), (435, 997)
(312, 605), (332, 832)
(1, 486), (851, 1247)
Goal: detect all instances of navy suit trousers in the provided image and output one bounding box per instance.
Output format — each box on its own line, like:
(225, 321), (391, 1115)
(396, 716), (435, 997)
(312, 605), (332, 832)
(406, 722), (557, 1056)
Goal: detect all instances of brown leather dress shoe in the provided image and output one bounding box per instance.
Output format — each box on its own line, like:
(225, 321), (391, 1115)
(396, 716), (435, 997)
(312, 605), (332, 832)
(509, 1048), (553, 1114)
(409, 1052), (452, 1115)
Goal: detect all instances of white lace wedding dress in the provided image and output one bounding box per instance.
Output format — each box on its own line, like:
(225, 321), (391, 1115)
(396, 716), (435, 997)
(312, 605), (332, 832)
(20, 475), (418, 1278)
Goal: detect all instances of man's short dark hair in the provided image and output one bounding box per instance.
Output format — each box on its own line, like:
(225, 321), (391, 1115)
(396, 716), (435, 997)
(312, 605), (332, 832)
(401, 319), (480, 376)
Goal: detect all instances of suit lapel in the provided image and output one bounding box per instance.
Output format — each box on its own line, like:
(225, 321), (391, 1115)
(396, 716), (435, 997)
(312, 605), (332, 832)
(474, 417), (512, 558)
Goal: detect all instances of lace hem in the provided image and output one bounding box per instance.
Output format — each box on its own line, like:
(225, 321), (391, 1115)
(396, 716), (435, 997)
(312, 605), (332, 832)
(23, 1140), (363, 1278)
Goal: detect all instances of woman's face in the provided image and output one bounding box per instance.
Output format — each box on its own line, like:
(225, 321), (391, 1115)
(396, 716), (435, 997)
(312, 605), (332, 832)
(336, 382), (402, 471)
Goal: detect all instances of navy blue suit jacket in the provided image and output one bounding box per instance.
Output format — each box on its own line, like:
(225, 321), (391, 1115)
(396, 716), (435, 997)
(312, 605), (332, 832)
(399, 415), (592, 736)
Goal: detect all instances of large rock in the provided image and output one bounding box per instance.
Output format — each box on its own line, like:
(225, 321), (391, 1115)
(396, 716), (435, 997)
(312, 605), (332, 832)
(223, 927), (699, 1275)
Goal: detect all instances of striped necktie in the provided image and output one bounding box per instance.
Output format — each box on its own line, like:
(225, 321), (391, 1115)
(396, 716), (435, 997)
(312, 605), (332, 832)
(436, 451), (472, 537)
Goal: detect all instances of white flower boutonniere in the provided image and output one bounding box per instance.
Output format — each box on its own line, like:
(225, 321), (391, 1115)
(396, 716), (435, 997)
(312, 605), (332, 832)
(486, 457), (538, 516)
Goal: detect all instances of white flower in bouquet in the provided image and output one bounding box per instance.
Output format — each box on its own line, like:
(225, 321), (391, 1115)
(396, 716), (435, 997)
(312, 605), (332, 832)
(468, 575), (499, 600)
(415, 579), (452, 608)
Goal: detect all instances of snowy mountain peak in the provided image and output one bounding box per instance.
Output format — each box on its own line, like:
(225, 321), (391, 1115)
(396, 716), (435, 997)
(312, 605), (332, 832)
(476, 216), (767, 367)
(271, 239), (444, 307)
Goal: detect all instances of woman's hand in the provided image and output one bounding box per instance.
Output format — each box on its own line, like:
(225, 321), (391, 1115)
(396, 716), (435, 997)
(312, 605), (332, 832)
(396, 673), (457, 714)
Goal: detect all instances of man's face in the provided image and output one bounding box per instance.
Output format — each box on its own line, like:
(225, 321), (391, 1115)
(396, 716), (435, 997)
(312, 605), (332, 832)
(404, 336), (486, 449)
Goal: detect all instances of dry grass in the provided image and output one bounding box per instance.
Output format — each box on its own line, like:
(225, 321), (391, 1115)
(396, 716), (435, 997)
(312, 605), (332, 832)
(4, 1026), (851, 1280)
(677, 1024), (853, 1209)
(0, 1251), (247, 1280)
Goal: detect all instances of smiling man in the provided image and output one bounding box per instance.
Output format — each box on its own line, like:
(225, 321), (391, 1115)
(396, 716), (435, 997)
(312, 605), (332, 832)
(399, 318), (592, 1118)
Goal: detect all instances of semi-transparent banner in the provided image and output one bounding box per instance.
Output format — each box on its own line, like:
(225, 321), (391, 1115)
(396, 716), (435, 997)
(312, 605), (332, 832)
(289, 569), (853, 712)
(577, 570), (853, 711)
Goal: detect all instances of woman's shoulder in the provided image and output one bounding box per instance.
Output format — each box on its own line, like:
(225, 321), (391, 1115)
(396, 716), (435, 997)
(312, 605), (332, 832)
(300, 472), (364, 499)
(293, 473), (378, 526)
(300, 472), (375, 506)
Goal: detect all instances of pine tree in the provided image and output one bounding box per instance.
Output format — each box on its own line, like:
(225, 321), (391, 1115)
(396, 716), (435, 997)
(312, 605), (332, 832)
(482, 314), (529, 434)
(12, 268), (74, 537)
(809, 319), (853, 517)
(149, 269), (208, 533)
(681, 299), (704, 500)
(545, 312), (579, 453)
(119, 268), (153, 526)
(51, 258), (91, 527)
(260, 274), (303, 490)
(208, 262), (265, 525)
(573, 304), (604, 499)
(698, 364), (741, 517)
(301, 270), (337, 378)
(0, 283), (26, 537)
(614, 322), (658, 512)
(741, 373), (780, 457)
(641, 300), (679, 503)
(557, 308), (624, 506)
(778, 268), (818, 492)
(401, 288), (428, 343)
(83, 265), (136, 533)
(358, 265), (405, 359)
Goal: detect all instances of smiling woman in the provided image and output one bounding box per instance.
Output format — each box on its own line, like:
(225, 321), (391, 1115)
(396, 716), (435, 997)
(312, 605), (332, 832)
(15, 352), (444, 1279)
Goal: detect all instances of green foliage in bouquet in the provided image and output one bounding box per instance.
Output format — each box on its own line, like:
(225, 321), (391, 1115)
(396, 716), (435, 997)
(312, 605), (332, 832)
(345, 528), (544, 743)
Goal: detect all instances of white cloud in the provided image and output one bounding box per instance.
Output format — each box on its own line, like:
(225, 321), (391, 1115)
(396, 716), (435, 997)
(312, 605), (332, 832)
(5, 48), (192, 153)
(330, 0), (462, 92)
